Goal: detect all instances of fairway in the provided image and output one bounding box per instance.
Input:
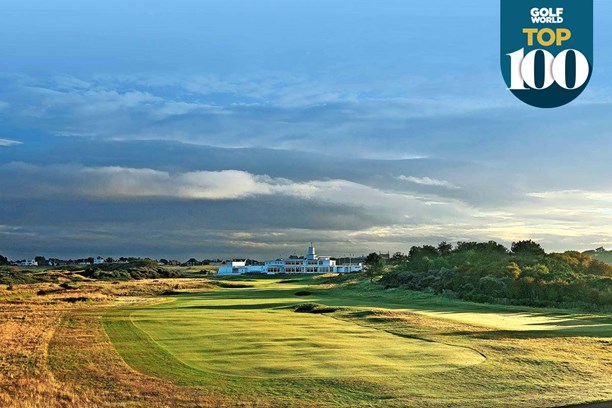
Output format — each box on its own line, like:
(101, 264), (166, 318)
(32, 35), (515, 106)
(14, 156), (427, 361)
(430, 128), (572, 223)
(102, 276), (612, 407)
(127, 297), (483, 379)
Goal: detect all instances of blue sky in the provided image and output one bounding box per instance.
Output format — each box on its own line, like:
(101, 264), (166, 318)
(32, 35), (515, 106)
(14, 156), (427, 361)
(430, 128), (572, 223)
(1, 1), (611, 260)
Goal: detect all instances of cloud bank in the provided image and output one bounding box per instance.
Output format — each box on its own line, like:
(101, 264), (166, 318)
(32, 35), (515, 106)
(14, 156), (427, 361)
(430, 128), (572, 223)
(0, 138), (21, 147)
(1, 158), (611, 259)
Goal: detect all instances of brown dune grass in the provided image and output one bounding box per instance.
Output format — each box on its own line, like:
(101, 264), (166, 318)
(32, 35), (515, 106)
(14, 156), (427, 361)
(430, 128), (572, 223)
(0, 302), (82, 408)
(0, 279), (252, 408)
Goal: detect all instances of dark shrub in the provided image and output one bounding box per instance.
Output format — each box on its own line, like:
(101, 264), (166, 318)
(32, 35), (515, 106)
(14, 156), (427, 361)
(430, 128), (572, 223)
(37, 288), (62, 296)
(212, 281), (253, 288)
(59, 282), (77, 290)
(61, 297), (89, 303)
(80, 260), (180, 281)
(294, 303), (339, 314)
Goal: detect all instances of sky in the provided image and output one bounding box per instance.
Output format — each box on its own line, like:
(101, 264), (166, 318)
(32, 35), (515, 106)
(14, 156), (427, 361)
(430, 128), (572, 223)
(1, 0), (612, 260)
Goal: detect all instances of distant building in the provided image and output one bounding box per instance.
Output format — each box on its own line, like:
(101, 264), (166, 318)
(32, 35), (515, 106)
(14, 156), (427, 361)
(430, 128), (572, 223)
(218, 244), (362, 276)
(16, 260), (38, 267)
(93, 257), (105, 265)
(220, 260), (252, 274)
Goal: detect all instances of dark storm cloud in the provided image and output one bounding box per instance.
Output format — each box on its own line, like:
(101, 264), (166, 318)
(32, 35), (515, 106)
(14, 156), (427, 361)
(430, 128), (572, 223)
(0, 196), (389, 259)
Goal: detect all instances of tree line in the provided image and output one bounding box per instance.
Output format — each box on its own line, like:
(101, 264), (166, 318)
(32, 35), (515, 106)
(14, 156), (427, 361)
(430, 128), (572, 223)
(365, 240), (612, 309)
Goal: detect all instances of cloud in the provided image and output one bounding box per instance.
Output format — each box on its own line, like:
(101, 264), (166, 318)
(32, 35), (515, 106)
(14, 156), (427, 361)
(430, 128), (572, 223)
(0, 163), (463, 216)
(3, 73), (612, 166)
(0, 138), (22, 147)
(84, 167), (267, 200)
(527, 189), (612, 203)
(2, 161), (612, 258)
(0, 72), (517, 159)
(396, 175), (459, 189)
(0, 162), (477, 232)
(2, 73), (612, 257)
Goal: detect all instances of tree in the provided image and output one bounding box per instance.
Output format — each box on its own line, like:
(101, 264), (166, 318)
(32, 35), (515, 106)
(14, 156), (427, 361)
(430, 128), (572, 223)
(406, 246), (439, 273)
(0, 255), (9, 265)
(365, 252), (382, 266)
(35, 256), (47, 266)
(506, 262), (522, 279)
(455, 241), (479, 252)
(431, 257), (450, 271)
(408, 246), (439, 261)
(511, 240), (546, 256)
(522, 263), (550, 280)
(390, 252), (408, 265)
(365, 252), (385, 283)
(159, 259), (169, 265)
(480, 241), (509, 254)
(438, 241), (453, 256)
(586, 260), (612, 277)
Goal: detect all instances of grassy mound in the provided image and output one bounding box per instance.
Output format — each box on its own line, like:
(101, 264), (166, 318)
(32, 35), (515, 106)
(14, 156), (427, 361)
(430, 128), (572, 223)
(81, 260), (180, 281)
(0, 267), (78, 285)
(210, 281), (254, 289)
(294, 303), (339, 314)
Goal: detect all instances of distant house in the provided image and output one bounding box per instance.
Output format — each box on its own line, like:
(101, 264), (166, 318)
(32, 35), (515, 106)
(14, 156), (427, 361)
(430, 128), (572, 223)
(16, 260), (38, 267)
(219, 260), (249, 274)
(93, 257), (105, 265)
(185, 258), (199, 266)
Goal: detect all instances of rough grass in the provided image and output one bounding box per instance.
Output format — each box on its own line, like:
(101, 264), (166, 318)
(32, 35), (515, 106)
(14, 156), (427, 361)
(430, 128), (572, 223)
(0, 278), (226, 407)
(0, 303), (83, 408)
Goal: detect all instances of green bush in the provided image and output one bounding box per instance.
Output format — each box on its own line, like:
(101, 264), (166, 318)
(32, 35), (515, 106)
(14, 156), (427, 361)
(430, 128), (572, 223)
(80, 260), (180, 281)
(380, 241), (612, 310)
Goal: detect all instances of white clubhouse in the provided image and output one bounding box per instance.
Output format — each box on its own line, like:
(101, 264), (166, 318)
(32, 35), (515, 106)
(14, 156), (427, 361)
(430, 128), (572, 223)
(218, 244), (362, 276)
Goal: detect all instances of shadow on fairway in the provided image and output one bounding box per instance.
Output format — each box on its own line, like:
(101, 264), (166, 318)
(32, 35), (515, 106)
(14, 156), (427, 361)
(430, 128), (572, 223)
(175, 302), (298, 310)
